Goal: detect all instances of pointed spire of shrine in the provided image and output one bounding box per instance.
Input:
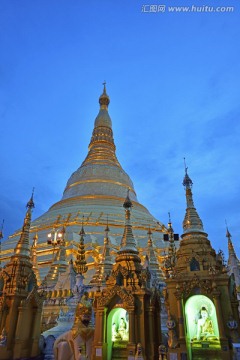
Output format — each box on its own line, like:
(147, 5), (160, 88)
(116, 189), (139, 260)
(226, 222), (237, 258)
(100, 219), (113, 267)
(79, 216), (85, 236)
(80, 84), (121, 168)
(90, 218), (113, 286)
(147, 226), (153, 247)
(99, 81), (110, 110)
(146, 227), (164, 285)
(147, 227), (159, 268)
(31, 233), (41, 285)
(182, 160), (204, 234)
(14, 191), (35, 259)
(101, 217), (112, 262)
(75, 217), (88, 275)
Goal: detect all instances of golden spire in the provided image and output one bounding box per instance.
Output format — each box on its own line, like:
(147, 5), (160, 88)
(226, 222), (236, 256)
(81, 84), (121, 167)
(166, 212), (177, 264)
(147, 227), (158, 267)
(147, 226), (164, 284)
(147, 226), (153, 247)
(101, 218), (113, 266)
(182, 160), (204, 234)
(14, 190), (35, 259)
(31, 233), (41, 285)
(74, 217), (88, 275)
(90, 219), (113, 286)
(99, 81), (110, 110)
(116, 190), (140, 259)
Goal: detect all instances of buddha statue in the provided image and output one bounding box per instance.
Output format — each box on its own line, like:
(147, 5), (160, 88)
(194, 306), (218, 342)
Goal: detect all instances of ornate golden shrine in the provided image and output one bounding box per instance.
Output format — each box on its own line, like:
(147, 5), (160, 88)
(163, 167), (240, 360)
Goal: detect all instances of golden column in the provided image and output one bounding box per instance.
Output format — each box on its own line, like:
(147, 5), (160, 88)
(212, 288), (225, 340)
(128, 306), (135, 345)
(176, 294), (185, 340)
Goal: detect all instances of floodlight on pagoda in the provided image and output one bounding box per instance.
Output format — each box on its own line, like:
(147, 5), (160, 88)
(47, 228), (63, 247)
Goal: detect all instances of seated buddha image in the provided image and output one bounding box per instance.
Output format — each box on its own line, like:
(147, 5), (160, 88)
(112, 322), (122, 341)
(112, 317), (129, 342)
(193, 306), (218, 342)
(118, 317), (128, 340)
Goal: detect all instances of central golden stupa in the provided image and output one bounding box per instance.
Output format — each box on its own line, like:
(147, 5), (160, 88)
(3, 85), (167, 280)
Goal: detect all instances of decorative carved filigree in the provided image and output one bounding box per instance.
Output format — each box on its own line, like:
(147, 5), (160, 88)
(111, 264), (129, 279)
(97, 284), (134, 307)
(174, 274), (213, 299)
(139, 268), (151, 288)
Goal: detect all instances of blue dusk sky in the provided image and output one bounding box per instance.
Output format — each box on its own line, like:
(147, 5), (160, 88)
(0, 0), (239, 258)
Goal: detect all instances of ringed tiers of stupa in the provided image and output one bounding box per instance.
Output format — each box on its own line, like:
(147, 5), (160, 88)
(1, 85), (168, 281)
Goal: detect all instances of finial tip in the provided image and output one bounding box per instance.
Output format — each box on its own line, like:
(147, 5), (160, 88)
(26, 189), (35, 209)
(103, 81), (106, 92)
(79, 215), (85, 236)
(123, 188), (132, 209)
(99, 82), (110, 107)
(183, 157), (188, 173)
(225, 220), (231, 239)
(168, 212), (171, 223)
(182, 160), (193, 189)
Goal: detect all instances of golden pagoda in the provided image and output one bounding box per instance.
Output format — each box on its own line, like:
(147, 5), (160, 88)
(1, 84), (167, 283)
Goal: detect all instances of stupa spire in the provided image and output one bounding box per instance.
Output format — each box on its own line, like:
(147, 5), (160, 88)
(167, 212), (176, 258)
(62, 84), (138, 202)
(14, 190), (35, 259)
(226, 223), (237, 258)
(100, 219), (114, 268)
(80, 84), (121, 168)
(75, 217), (88, 275)
(116, 189), (140, 261)
(147, 226), (153, 247)
(176, 167), (217, 274)
(182, 160), (204, 234)
(101, 218), (112, 263)
(90, 219), (113, 286)
(146, 227), (163, 283)
(99, 81), (110, 109)
(30, 233), (41, 285)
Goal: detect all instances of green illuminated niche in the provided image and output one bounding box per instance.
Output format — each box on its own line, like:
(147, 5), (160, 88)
(185, 295), (220, 346)
(111, 308), (129, 342)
